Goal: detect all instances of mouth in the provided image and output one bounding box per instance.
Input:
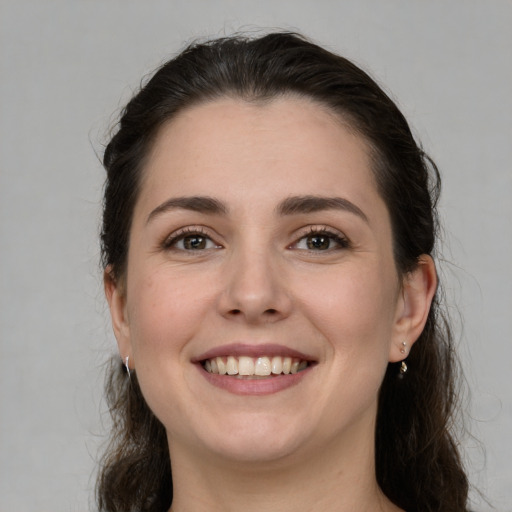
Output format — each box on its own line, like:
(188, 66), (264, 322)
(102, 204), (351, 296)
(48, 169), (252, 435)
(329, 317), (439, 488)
(202, 355), (309, 378)
(194, 343), (316, 394)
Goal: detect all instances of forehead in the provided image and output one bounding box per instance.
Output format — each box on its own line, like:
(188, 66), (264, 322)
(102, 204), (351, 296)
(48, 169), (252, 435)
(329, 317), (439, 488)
(137, 96), (383, 218)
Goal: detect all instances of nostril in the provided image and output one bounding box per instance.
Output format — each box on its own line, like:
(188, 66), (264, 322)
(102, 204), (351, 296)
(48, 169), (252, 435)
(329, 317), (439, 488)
(265, 309), (278, 314)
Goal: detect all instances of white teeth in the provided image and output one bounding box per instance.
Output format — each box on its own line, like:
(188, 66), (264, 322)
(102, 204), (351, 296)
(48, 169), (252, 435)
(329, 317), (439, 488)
(203, 355), (309, 377)
(216, 357), (227, 375)
(238, 356), (254, 376)
(254, 357), (271, 376)
(226, 356), (237, 375)
(271, 356), (283, 375)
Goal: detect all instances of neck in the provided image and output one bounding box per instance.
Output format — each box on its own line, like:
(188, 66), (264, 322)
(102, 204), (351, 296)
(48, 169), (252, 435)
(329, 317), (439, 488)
(167, 413), (402, 512)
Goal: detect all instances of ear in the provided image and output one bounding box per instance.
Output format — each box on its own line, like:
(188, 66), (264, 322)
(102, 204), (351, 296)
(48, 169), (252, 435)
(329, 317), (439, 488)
(104, 267), (133, 368)
(389, 255), (437, 362)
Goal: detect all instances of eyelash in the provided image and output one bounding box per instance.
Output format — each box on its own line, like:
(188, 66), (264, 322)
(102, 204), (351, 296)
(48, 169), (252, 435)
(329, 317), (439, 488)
(292, 226), (350, 252)
(161, 226), (350, 252)
(162, 227), (220, 251)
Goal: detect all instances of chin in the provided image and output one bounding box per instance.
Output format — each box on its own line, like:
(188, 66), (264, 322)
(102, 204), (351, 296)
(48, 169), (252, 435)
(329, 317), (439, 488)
(209, 436), (304, 465)
(189, 412), (310, 465)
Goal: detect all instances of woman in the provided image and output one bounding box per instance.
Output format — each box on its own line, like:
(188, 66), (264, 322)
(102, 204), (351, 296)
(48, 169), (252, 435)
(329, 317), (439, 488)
(98, 32), (469, 511)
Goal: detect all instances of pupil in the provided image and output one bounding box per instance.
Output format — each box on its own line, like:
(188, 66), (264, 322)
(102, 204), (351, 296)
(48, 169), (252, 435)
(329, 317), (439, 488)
(184, 236), (205, 250)
(307, 235), (329, 250)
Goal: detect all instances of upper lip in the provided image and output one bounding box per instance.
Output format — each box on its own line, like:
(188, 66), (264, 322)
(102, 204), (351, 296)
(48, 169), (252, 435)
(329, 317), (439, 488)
(192, 343), (316, 362)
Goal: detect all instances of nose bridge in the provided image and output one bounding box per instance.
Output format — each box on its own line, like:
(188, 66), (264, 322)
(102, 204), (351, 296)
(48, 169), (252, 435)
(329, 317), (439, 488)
(220, 236), (290, 323)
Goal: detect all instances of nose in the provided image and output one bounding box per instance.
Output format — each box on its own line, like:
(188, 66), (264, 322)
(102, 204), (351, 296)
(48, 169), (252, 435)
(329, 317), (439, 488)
(218, 245), (292, 324)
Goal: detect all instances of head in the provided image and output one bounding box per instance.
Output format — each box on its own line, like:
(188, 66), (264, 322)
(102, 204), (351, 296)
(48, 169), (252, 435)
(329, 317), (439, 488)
(99, 32), (468, 512)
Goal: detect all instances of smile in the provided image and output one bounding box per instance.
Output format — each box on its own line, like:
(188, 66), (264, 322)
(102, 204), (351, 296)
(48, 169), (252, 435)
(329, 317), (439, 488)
(202, 356), (309, 377)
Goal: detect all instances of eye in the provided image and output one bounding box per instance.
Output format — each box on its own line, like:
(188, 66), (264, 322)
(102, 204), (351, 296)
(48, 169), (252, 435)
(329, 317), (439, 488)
(292, 228), (350, 251)
(163, 229), (221, 251)
(176, 234), (216, 250)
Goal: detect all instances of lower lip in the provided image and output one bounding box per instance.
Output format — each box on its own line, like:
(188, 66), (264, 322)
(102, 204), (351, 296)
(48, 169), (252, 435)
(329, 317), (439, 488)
(196, 364), (313, 396)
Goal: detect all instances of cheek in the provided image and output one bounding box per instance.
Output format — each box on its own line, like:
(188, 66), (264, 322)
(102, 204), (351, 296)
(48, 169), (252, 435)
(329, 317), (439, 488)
(296, 260), (399, 368)
(124, 269), (210, 423)
(307, 265), (397, 330)
(126, 268), (208, 360)
(286, 263), (399, 434)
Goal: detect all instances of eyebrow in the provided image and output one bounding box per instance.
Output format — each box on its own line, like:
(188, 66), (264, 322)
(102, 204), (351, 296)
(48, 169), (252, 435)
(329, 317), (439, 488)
(277, 195), (369, 223)
(146, 194), (368, 224)
(147, 196), (228, 224)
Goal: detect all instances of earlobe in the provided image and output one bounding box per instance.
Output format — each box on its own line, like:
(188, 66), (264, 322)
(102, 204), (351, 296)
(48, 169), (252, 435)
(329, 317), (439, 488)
(104, 267), (132, 361)
(389, 255), (437, 362)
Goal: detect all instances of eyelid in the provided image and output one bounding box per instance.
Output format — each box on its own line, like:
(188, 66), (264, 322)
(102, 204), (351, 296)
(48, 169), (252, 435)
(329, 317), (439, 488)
(161, 226), (222, 250)
(289, 225), (351, 250)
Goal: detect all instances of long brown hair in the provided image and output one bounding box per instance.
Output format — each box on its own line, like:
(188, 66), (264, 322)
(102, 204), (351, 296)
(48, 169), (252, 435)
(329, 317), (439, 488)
(98, 32), (469, 511)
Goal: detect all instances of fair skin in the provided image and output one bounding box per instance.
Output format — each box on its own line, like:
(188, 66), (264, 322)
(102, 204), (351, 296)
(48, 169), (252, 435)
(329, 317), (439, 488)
(105, 97), (437, 512)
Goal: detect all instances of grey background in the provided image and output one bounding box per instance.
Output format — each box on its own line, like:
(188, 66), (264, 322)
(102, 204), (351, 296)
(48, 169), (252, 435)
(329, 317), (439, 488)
(1, 1), (511, 511)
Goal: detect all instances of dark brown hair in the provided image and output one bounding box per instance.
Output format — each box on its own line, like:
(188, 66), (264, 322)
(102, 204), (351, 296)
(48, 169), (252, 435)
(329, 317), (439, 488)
(98, 32), (469, 512)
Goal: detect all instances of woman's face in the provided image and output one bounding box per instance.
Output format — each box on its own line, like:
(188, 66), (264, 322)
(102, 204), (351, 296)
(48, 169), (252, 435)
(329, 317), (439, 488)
(108, 97), (427, 465)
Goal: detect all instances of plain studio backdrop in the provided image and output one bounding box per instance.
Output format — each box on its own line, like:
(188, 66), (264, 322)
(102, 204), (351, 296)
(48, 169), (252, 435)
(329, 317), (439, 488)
(0, 1), (511, 511)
